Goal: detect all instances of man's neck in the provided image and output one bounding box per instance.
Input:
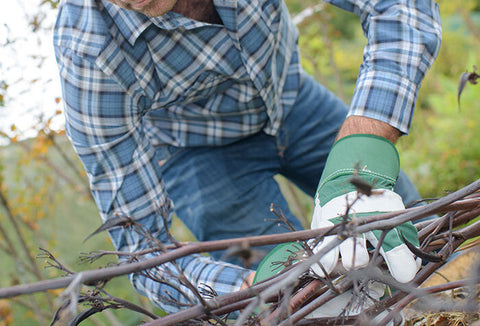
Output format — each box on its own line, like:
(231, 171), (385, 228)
(171, 0), (222, 24)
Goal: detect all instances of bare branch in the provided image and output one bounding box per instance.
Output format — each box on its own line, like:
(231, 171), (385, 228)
(0, 179), (479, 325)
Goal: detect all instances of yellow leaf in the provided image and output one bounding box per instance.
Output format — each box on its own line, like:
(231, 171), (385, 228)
(0, 300), (13, 325)
(47, 288), (64, 296)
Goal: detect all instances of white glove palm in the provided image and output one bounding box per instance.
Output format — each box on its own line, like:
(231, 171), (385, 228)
(310, 189), (421, 283)
(309, 134), (421, 283)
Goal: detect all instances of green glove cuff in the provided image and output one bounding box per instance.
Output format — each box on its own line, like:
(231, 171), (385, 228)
(316, 134), (400, 205)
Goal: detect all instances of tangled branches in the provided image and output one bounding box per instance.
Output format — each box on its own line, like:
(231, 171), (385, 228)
(0, 179), (480, 325)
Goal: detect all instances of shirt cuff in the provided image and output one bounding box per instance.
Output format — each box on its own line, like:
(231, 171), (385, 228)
(348, 70), (419, 135)
(129, 253), (253, 315)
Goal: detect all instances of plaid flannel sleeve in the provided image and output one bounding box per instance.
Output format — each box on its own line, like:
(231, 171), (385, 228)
(325, 0), (442, 134)
(54, 45), (252, 314)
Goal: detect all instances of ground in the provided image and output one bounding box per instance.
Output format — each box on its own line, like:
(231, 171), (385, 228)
(404, 248), (480, 326)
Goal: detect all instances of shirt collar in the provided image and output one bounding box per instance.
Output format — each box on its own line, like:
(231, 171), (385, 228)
(101, 0), (153, 45)
(101, 0), (230, 46)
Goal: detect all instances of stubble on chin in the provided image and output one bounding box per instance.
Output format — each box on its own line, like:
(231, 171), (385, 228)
(139, 0), (178, 17)
(106, 0), (178, 17)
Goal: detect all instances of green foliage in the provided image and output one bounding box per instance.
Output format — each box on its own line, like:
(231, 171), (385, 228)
(395, 5), (480, 198)
(293, 1), (480, 198)
(1, 1), (480, 325)
(397, 73), (480, 198)
(0, 134), (154, 325)
(437, 0), (479, 15)
(296, 6), (362, 103)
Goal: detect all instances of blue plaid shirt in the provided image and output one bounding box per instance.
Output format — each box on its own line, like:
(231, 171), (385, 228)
(54, 0), (441, 314)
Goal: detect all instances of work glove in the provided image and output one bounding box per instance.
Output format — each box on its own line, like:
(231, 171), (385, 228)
(310, 134), (421, 283)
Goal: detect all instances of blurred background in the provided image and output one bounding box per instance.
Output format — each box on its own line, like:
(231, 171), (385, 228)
(0, 0), (479, 324)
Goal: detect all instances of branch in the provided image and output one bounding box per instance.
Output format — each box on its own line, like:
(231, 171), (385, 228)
(0, 179), (479, 325)
(1, 182), (479, 300)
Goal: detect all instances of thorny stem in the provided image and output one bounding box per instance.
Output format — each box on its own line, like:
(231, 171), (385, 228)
(1, 194), (479, 299)
(375, 220), (480, 326)
(0, 199), (476, 298)
(276, 255), (384, 326)
(144, 269), (297, 326)
(355, 179), (480, 235)
(248, 179), (480, 324)
(270, 203), (299, 233)
(37, 247), (74, 276)
(269, 203), (329, 286)
(135, 214), (223, 320)
(96, 288), (160, 320)
(0, 180), (479, 325)
(78, 247), (164, 264)
(416, 197), (480, 242)
(235, 236), (346, 325)
(420, 212), (451, 249)
(0, 223), (339, 299)
(3, 188), (475, 300)
(244, 182), (476, 324)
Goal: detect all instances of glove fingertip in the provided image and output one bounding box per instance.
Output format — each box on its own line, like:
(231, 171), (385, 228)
(339, 237), (369, 270)
(310, 241), (339, 277)
(383, 244), (419, 283)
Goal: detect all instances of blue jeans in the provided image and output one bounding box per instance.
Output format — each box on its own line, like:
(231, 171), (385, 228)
(158, 73), (421, 268)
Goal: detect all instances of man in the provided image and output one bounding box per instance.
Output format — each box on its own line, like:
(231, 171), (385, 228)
(54, 0), (441, 315)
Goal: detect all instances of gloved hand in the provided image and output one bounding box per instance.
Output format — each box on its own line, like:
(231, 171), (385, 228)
(310, 134), (421, 283)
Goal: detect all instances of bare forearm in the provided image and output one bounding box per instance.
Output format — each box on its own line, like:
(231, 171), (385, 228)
(336, 116), (401, 144)
(240, 272), (256, 290)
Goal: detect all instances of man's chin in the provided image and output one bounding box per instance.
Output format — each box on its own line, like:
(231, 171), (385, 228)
(130, 0), (152, 10)
(106, 0), (177, 17)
